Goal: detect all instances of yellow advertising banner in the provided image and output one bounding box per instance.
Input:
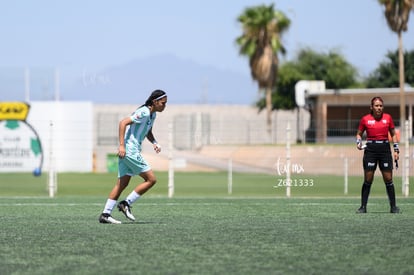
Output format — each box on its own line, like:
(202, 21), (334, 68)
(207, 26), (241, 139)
(0, 102), (30, 121)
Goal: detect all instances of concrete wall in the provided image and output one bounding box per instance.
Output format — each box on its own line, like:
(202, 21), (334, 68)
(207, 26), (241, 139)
(93, 104), (310, 172)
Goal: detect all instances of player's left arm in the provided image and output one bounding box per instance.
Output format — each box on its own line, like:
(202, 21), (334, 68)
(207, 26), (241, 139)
(389, 128), (399, 161)
(147, 128), (161, 153)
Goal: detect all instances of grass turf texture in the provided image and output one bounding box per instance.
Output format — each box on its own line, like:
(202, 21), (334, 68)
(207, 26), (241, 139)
(1, 172), (413, 197)
(0, 172), (413, 274)
(1, 197), (413, 275)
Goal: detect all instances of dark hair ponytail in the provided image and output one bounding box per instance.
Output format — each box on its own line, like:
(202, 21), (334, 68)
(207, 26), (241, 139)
(144, 89), (167, 106)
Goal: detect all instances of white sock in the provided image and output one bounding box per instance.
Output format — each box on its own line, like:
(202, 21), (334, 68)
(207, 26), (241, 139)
(102, 199), (117, 214)
(125, 191), (141, 205)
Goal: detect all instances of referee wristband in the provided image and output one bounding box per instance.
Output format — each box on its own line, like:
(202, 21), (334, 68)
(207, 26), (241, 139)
(393, 143), (399, 153)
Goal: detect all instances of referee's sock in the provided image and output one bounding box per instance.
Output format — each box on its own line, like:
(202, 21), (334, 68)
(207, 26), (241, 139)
(360, 181), (372, 208)
(385, 182), (396, 207)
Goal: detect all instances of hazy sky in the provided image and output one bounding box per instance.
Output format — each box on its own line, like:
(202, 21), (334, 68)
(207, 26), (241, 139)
(1, 0), (414, 79)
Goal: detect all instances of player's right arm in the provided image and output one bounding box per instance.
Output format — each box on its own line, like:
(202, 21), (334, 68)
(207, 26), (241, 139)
(355, 115), (368, 150)
(356, 129), (363, 150)
(118, 117), (133, 158)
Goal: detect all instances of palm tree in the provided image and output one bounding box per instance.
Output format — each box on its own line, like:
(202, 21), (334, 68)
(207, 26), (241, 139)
(236, 4), (290, 134)
(378, 0), (414, 132)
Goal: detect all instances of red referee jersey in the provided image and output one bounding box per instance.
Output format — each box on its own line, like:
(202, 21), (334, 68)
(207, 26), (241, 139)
(358, 113), (395, 140)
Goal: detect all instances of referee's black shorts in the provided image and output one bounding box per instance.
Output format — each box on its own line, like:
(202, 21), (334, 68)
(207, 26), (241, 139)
(363, 141), (393, 171)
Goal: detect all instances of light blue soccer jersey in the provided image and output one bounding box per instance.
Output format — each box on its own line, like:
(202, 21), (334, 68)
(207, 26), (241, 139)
(124, 106), (156, 156)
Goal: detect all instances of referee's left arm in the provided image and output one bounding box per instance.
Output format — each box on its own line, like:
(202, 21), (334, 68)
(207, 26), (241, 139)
(389, 128), (399, 161)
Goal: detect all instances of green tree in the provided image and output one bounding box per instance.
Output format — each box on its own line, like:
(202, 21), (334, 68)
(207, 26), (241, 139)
(256, 48), (360, 110)
(236, 4), (290, 133)
(378, 0), (413, 125)
(366, 49), (414, 88)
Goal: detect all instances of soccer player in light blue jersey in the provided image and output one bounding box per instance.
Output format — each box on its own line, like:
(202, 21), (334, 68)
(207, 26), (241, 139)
(99, 90), (167, 224)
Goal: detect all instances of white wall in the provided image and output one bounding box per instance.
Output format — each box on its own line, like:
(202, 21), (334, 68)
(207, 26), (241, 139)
(27, 101), (93, 172)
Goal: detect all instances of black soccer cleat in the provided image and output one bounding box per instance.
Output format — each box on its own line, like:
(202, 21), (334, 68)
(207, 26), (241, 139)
(99, 213), (121, 224)
(118, 200), (136, 221)
(390, 206), (401, 214)
(356, 206), (367, 214)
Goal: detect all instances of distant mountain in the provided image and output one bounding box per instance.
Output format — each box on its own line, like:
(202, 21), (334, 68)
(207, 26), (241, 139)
(63, 54), (258, 105)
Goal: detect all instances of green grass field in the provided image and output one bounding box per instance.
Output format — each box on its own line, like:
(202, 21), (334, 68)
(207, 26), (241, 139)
(1, 172), (413, 274)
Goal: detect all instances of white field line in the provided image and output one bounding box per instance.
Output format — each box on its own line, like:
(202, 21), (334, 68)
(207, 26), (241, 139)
(0, 202), (412, 207)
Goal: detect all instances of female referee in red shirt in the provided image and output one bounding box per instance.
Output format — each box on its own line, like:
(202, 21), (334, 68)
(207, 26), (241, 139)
(355, 96), (400, 213)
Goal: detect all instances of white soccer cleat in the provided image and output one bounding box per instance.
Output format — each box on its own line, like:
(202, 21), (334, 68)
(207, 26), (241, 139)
(99, 213), (122, 224)
(118, 200), (136, 221)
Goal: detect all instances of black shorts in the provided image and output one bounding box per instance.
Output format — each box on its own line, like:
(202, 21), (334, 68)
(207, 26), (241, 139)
(363, 142), (393, 171)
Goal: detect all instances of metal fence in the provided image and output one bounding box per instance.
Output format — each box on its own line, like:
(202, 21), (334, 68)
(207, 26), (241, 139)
(95, 113), (364, 148)
(93, 108), (413, 180)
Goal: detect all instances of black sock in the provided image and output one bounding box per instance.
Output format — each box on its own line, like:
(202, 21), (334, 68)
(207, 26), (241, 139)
(385, 182), (396, 207)
(361, 181), (372, 207)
